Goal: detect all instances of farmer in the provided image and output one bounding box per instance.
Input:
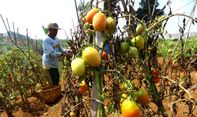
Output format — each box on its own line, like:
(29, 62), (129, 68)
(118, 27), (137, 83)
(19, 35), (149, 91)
(42, 23), (71, 86)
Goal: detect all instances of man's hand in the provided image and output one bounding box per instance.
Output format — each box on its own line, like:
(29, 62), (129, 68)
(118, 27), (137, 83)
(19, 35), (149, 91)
(64, 48), (73, 60)
(67, 49), (73, 60)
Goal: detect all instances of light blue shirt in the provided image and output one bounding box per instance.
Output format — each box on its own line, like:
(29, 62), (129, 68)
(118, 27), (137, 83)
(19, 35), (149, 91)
(42, 36), (66, 69)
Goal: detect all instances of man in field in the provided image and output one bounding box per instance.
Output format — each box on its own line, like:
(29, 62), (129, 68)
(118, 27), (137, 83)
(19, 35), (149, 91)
(42, 23), (71, 86)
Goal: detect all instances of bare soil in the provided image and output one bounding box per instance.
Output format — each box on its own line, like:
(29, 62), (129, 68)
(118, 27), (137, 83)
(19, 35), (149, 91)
(1, 57), (197, 117)
(1, 71), (196, 117)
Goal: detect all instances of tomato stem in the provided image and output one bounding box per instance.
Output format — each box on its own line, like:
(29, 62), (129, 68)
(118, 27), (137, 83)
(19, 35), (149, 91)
(91, 68), (105, 117)
(145, 66), (168, 117)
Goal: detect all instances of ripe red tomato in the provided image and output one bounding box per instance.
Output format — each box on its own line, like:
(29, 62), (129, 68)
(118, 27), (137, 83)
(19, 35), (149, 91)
(101, 51), (107, 59)
(121, 99), (142, 117)
(153, 77), (160, 83)
(134, 88), (150, 106)
(151, 69), (159, 78)
(79, 81), (88, 94)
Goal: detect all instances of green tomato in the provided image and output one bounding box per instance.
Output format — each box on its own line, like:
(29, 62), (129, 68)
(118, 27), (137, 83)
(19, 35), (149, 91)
(120, 41), (129, 54)
(129, 47), (138, 57)
(131, 36), (144, 50)
(71, 58), (86, 76)
(106, 17), (116, 29)
(136, 23), (145, 35)
(134, 88), (150, 105)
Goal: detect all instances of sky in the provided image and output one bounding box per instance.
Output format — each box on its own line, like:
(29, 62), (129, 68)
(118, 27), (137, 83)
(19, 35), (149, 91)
(0, 0), (196, 39)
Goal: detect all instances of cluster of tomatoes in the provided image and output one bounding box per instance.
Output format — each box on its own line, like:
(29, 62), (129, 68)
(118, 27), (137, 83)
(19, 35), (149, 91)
(83, 8), (116, 35)
(119, 86), (150, 117)
(118, 77), (151, 117)
(71, 46), (101, 94)
(118, 23), (146, 59)
(151, 69), (161, 83)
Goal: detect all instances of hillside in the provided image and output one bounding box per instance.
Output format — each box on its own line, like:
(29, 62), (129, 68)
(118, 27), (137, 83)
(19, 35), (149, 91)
(164, 32), (197, 39)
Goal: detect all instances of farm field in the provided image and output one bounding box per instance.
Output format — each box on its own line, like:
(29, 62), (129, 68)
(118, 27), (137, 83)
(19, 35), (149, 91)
(1, 0), (197, 117)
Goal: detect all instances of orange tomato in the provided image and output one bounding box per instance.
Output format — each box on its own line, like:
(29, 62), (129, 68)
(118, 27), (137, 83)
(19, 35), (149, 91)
(86, 8), (99, 24)
(101, 51), (107, 59)
(79, 81), (88, 94)
(121, 99), (142, 117)
(135, 88), (150, 106)
(70, 111), (76, 117)
(92, 12), (107, 31)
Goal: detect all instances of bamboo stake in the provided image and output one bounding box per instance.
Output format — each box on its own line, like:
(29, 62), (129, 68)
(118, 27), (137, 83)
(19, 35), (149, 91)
(12, 22), (17, 44)
(74, 0), (80, 27)
(0, 15), (13, 42)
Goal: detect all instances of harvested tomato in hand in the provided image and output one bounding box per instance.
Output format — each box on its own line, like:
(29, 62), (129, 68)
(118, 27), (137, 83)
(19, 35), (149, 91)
(101, 51), (107, 59)
(153, 77), (160, 83)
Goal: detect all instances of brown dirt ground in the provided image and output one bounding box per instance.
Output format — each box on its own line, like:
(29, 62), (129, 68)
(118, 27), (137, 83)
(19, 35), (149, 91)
(1, 71), (197, 117)
(1, 57), (197, 117)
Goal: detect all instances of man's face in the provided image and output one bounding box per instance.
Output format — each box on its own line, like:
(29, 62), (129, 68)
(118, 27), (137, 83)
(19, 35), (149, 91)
(48, 28), (58, 38)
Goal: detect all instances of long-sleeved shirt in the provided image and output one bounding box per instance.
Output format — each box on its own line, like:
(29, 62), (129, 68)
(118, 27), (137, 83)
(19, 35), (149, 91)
(42, 36), (67, 69)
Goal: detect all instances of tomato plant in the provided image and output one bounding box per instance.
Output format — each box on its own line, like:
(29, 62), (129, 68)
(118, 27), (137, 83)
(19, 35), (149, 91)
(0, 47), (46, 115)
(62, 2), (197, 116)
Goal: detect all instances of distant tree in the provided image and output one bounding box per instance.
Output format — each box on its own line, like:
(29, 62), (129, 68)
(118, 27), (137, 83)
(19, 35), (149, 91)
(136, 0), (164, 22)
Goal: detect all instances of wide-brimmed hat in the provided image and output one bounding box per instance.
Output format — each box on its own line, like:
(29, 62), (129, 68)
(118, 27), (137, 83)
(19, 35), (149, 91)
(47, 23), (61, 30)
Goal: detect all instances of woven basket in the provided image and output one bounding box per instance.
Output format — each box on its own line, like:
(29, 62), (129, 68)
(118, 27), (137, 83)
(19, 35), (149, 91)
(39, 85), (61, 103)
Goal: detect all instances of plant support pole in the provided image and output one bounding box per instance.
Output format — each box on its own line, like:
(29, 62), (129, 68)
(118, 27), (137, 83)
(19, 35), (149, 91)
(91, 32), (105, 117)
